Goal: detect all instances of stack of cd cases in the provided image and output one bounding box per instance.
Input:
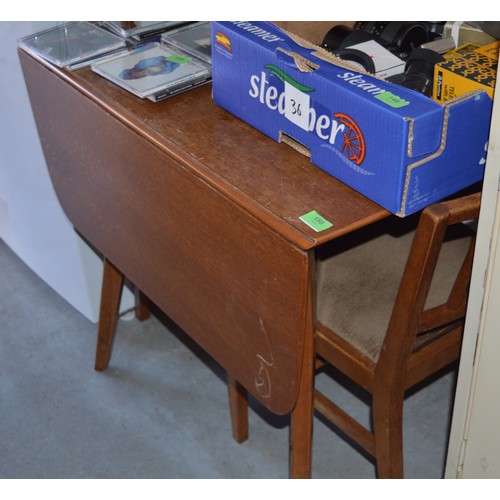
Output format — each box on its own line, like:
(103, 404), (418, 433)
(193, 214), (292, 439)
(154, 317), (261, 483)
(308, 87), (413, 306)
(91, 23), (212, 102)
(19, 21), (213, 102)
(90, 39), (212, 102)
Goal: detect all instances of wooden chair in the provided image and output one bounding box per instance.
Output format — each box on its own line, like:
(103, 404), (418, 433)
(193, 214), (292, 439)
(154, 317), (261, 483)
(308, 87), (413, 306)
(230, 191), (481, 478)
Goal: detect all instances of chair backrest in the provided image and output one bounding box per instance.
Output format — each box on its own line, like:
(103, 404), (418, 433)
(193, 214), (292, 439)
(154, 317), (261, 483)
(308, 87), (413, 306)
(376, 192), (481, 389)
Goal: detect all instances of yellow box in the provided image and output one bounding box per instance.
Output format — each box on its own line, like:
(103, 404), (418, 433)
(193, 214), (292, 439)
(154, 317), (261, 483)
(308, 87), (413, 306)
(443, 43), (479, 60)
(433, 41), (499, 103)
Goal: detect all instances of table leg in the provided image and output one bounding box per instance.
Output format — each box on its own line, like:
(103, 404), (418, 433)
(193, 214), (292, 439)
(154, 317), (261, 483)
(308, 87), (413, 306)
(227, 376), (249, 443)
(289, 256), (315, 479)
(94, 258), (124, 371)
(134, 288), (151, 321)
(289, 334), (314, 478)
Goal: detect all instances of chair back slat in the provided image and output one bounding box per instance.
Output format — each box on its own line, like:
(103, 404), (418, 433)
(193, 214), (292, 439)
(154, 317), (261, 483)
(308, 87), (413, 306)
(376, 193), (481, 382)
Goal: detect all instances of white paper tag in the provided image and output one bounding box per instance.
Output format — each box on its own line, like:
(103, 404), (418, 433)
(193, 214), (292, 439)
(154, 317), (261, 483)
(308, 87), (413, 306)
(284, 81), (310, 131)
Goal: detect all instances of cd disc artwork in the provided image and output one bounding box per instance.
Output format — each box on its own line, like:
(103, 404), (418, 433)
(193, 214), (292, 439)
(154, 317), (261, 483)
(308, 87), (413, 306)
(119, 56), (180, 80)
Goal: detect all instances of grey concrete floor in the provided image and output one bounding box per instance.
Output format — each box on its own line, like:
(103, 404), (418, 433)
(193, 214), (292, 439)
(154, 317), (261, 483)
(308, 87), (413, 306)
(0, 238), (457, 479)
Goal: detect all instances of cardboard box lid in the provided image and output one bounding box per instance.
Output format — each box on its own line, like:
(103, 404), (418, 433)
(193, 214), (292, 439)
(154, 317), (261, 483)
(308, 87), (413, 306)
(246, 22), (451, 159)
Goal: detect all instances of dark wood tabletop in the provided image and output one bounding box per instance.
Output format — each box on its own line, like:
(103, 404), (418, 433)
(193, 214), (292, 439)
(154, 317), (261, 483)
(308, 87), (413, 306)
(19, 46), (388, 422)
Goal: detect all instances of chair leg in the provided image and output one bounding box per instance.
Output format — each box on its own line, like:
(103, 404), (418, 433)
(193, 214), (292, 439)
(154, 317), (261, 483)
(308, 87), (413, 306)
(95, 259), (124, 372)
(227, 376), (249, 443)
(372, 389), (404, 478)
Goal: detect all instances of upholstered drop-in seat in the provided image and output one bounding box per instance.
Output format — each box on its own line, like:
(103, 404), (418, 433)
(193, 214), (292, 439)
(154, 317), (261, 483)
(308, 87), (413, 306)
(315, 216), (475, 365)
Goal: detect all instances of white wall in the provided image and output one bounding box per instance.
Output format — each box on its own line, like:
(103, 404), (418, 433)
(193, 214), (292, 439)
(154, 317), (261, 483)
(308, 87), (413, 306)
(445, 71), (500, 478)
(0, 21), (134, 323)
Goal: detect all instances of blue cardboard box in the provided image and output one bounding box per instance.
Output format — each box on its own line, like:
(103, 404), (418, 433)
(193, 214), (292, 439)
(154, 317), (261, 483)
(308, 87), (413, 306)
(211, 21), (493, 216)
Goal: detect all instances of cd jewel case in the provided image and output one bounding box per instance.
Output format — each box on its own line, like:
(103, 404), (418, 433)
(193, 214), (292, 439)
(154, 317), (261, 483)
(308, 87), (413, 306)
(18, 22), (126, 68)
(161, 21), (212, 63)
(91, 42), (211, 101)
(103, 21), (188, 40)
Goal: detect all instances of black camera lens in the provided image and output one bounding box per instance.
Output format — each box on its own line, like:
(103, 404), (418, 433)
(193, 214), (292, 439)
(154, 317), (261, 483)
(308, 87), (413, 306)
(340, 29), (408, 59)
(398, 48), (445, 96)
(331, 48), (376, 73)
(351, 21), (439, 60)
(377, 22), (431, 54)
(322, 25), (355, 52)
(322, 22), (446, 93)
(323, 22), (432, 62)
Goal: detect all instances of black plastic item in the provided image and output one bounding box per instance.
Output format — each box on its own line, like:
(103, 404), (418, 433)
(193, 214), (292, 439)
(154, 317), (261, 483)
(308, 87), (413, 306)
(398, 47), (445, 96)
(339, 29), (409, 60)
(322, 25), (354, 51)
(339, 29), (380, 48)
(322, 22), (431, 61)
(353, 21), (436, 49)
(332, 47), (376, 74)
(374, 21), (431, 52)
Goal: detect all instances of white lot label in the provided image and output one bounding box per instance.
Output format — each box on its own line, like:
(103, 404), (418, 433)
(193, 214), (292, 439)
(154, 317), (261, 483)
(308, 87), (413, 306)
(284, 81), (310, 131)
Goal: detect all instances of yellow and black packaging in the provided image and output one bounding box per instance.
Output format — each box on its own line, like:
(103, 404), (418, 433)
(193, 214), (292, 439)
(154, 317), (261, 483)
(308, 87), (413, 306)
(433, 41), (499, 103)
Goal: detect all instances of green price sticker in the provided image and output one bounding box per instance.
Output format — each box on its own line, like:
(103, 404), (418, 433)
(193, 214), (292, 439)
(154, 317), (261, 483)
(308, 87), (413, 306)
(375, 91), (410, 108)
(167, 55), (192, 64)
(299, 210), (333, 232)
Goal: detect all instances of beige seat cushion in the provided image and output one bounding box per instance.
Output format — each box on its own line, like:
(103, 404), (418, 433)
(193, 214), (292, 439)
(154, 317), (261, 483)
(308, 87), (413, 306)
(315, 217), (473, 363)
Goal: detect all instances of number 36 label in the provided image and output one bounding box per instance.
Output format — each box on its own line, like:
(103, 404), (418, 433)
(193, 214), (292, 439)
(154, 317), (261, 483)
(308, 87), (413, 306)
(284, 81), (310, 131)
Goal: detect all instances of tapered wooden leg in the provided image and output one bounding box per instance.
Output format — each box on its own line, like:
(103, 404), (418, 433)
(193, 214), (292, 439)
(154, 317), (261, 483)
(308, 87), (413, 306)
(372, 389), (404, 478)
(94, 258), (124, 372)
(289, 335), (314, 478)
(227, 375), (249, 443)
(134, 288), (151, 321)
(289, 255), (316, 479)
